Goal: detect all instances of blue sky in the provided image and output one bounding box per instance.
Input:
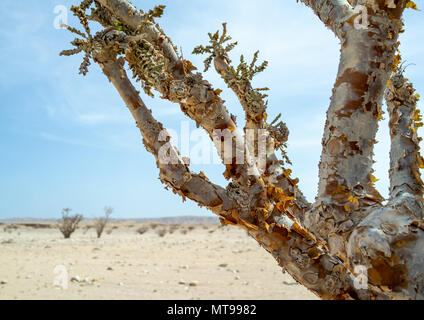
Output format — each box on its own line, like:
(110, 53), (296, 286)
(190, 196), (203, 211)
(0, 1), (423, 219)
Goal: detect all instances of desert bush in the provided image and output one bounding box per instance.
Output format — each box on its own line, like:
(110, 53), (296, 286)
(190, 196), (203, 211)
(137, 226), (149, 235)
(149, 223), (159, 230)
(156, 228), (166, 237)
(94, 206), (113, 238)
(3, 224), (18, 233)
(58, 208), (83, 239)
(168, 225), (179, 234)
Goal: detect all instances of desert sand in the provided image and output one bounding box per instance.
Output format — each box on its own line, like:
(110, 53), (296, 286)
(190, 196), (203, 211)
(0, 221), (317, 300)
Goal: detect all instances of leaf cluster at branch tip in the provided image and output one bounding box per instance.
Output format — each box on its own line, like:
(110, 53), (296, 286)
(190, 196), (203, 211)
(192, 23), (238, 72)
(59, 2), (95, 75)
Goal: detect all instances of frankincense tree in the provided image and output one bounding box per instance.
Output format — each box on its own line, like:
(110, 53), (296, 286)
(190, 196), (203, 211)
(60, 0), (424, 299)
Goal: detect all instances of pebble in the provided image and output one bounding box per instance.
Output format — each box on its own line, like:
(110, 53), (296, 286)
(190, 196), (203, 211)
(70, 276), (81, 283)
(1, 280), (7, 285)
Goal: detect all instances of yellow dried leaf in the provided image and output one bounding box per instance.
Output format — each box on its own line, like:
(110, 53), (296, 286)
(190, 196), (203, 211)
(418, 154), (424, 169)
(241, 219), (259, 230)
(347, 196), (359, 206)
(263, 221), (271, 233)
(182, 59), (198, 72)
(215, 89), (223, 96)
(413, 110), (422, 122)
(406, 1), (419, 10)
(275, 187), (284, 194)
(276, 202), (286, 212)
(370, 175), (379, 184)
(280, 195), (294, 202)
(376, 105), (383, 120)
(344, 204), (351, 212)
(283, 169), (292, 178)
(393, 54), (402, 69)
(267, 187), (274, 196)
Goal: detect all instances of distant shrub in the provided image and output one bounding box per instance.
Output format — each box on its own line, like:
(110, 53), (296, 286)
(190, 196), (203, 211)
(168, 225), (179, 234)
(3, 224), (18, 233)
(94, 206), (113, 238)
(137, 226), (149, 235)
(156, 228), (166, 237)
(58, 208), (83, 239)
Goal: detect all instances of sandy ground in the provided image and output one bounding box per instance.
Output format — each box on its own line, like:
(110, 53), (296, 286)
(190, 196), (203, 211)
(0, 222), (318, 300)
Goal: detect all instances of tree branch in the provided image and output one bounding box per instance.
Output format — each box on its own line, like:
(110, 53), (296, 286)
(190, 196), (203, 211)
(97, 55), (238, 218)
(317, 3), (405, 206)
(386, 69), (424, 200)
(96, 0), (268, 188)
(297, 0), (352, 38)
